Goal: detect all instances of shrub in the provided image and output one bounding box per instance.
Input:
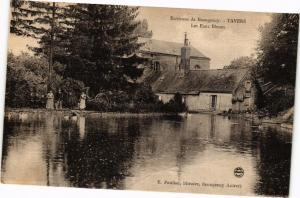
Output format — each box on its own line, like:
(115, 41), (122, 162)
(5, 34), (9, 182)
(160, 93), (187, 113)
(86, 90), (131, 112)
(5, 53), (86, 109)
(5, 53), (48, 108)
(262, 87), (295, 116)
(59, 78), (85, 108)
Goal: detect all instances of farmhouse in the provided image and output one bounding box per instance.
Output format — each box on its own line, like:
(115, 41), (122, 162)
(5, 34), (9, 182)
(141, 34), (256, 112)
(144, 68), (255, 112)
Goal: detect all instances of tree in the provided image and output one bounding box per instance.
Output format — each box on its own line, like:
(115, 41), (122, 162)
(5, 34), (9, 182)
(62, 4), (146, 96)
(5, 53), (57, 107)
(162, 93), (187, 113)
(223, 56), (256, 69)
(133, 19), (153, 38)
(5, 52), (84, 108)
(257, 14), (299, 86)
(10, 0), (28, 36)
(254, 14), (299, 115)
(10, 0), (67, 91)
(10, 2), (153, 104)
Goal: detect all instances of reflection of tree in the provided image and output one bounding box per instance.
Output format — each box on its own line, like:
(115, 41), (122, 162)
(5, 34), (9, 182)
(228, 117), (254, 153)
(1, 118), (13, 179)
(254, 128), (292, 196)
(60, 117), (141, 189)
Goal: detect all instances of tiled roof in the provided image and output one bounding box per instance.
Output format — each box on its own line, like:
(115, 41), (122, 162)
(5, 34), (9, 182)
(139, 38), (210, 59)
(143, 68), (250, 94)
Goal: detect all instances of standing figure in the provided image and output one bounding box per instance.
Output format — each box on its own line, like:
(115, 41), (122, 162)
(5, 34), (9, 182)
(55, 89), (63, 110)
(68, 92), (75, 108)
(46, 90), (54, 110)
(79, 92), (87, 110)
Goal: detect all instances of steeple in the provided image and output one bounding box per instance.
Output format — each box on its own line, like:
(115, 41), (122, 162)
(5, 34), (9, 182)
(184, 32), (189, 46)
(180, 32), (191, 74)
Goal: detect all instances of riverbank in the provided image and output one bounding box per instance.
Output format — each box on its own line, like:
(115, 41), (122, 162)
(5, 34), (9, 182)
(4, 107), (294, 132)
(242, 112), (293, 133)
(4, 107), (179, 118)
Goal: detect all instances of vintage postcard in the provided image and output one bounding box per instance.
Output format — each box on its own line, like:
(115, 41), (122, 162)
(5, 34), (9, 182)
(1, 0), (299, 197)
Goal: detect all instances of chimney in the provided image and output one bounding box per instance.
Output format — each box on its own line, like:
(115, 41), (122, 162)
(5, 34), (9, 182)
(180, 32), (191, 74)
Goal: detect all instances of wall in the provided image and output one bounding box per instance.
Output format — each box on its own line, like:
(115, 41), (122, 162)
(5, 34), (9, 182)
(141, 52), (210, 71)
(154, 54), (180, 70)
(232, 80), (256, 112)
(190, 58), (210, 70)
(157, 92), (232, 112)
(142, 52), (179, 71)
(185, 93), (232, 111)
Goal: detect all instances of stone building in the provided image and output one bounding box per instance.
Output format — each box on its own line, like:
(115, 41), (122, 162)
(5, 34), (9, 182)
(138, 34), (210, 71)
(144, 68), (255, 112)
(141, 33), (256, 112)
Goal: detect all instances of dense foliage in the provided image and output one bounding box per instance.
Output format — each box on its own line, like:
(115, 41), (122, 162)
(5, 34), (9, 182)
(257, 14), (299, 86)
(8, 1), (157, 111)
(86, 86), (186, 113)
(255, 14), (298, 115)
(5, 53), (84, 108)
(60, 4), (145, 95)
(223, 56), (256, 69)
(10, 1), (67, 90)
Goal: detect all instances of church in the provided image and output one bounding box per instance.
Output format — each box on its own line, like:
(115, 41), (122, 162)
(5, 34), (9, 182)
(138, 36), (210, 71)
(140, 33), (256, 113)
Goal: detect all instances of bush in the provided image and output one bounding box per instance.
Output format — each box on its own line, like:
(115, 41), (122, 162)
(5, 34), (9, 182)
(5, 53), (86, 109)
(158, 93), (187, 113)
(59, 78), (85, 108)
(262, 87), (295, 116)
(5, 53), (48, 108)
(86, 90), (131, 112)
(86, 89), (187, 113)
(133, 83), (158, 104)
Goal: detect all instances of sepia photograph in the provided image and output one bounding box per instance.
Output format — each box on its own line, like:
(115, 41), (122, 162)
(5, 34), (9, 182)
(0, 0), (299, 197)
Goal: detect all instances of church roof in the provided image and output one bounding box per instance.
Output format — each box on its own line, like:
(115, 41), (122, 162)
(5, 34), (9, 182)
(143, 68), (250, 94)
(138, 38), (210, 60)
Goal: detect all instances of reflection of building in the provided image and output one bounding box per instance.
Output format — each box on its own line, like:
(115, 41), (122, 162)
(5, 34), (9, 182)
(141, 34), (256, 112)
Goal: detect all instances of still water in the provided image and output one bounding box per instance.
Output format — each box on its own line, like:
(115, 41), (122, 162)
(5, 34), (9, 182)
(1, 111), (292, 196)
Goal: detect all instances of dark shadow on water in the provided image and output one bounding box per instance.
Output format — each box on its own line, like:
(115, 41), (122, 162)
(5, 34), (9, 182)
(59, 117), (142, 188)
(254, 127), (292, 196)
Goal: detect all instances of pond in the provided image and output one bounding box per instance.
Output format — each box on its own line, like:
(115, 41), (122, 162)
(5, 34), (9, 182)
(1, 111), (292, 196)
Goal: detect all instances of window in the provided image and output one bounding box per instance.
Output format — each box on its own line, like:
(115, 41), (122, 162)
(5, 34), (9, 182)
(194, 64), (201, 69)
(153, 61), (160, 71)
(244, 81), (252, 91)
(244, 92), (251, 98)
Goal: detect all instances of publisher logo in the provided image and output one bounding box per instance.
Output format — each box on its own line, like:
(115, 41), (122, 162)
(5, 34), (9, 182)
(234, 167), (244, 178)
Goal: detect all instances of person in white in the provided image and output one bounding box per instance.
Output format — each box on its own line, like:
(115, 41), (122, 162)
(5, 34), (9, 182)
(46, 90), (54, 109)
(79, 92), (87, 110)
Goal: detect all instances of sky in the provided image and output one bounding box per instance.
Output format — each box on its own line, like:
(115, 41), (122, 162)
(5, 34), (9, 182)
(138, 7), (272, 68)
(8, 5), (272, 69)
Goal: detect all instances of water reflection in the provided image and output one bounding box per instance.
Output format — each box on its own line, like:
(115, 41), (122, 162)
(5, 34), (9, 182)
(1, 112), (292, 196)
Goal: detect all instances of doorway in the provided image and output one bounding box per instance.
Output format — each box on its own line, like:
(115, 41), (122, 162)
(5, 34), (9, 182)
(211, 95), (217, 110)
